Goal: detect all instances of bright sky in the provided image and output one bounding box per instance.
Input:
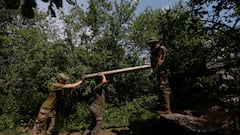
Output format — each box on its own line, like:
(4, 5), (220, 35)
(136, 0), (181, 12)
(36, 0), (182, 39)
(37, 0), (182, 15)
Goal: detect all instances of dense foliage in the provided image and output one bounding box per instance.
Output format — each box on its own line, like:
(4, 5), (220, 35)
(0, 0), (75, 18)
(0, 0), (239, 134)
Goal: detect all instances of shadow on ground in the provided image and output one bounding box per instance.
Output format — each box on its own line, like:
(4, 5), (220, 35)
(127, 117), (224, 135)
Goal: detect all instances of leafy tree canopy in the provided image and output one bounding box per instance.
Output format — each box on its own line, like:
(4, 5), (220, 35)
(1, 0), (76, 18)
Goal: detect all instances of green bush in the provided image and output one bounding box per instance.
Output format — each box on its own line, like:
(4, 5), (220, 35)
(0, 114), (14, 131)
(64, 103), (90, 131)
(60, 96), (156, 131)
(103, 95), (156, 128)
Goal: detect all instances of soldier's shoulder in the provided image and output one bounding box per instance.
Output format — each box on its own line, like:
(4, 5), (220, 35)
(160, 45), (167, 51)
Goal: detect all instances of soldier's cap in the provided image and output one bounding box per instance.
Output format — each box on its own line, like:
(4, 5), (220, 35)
(147, 37), (159, 44)
(57, 73), (69, 80)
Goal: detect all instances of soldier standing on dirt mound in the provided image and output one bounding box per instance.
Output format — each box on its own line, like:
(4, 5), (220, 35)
(31, 73), (84, 135)
(83, 73), (111, 135)
(147, 36), (172, 114)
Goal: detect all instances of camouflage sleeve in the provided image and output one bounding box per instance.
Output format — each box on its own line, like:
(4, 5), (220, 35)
(157, 47), (164, 57)
(94, 84), (103, 92)
(51, 83), (64, 91)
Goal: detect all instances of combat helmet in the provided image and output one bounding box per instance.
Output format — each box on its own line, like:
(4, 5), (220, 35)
(56, 73), (69, 81)
(147, 36), (159, 44)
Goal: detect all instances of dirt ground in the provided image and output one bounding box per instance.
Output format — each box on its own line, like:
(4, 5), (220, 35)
(16, 104), (235, 135)
(57, 127), (131, 135)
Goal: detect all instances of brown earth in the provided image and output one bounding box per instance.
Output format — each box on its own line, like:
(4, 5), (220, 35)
(16, 104), (237, 135)
(58, 127), (130, 135)
(16, 127), (131, 135)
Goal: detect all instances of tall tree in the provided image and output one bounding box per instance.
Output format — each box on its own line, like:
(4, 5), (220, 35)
(187, 0), (240, 69)
(127, 2), (228, 112)
(130, 2), (208, 85)
(64, 0), (149, 103)
(1, 0), (76, 18)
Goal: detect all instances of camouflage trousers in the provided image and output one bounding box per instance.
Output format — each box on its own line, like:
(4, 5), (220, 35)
(159, 84), (171, 111)
(83, 104), (103, 135)
(154, 78), (171, 113)
(31, 106), (56, 135)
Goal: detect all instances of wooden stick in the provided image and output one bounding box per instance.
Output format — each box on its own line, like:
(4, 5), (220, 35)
(81, 65), (151, 79)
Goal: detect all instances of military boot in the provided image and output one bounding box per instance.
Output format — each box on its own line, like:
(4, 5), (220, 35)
(91, 119), (102, 135)
(46, 117), (55, 135)
(82, 129), (90, 135)
(163, 90), (172, 114)
(158, 90), (172, 114)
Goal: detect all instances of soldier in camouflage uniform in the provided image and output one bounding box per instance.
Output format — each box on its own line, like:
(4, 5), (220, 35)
(147, 37), (172, 114)
(83, 73), (110, 135)
(31, 73), (84, 135)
